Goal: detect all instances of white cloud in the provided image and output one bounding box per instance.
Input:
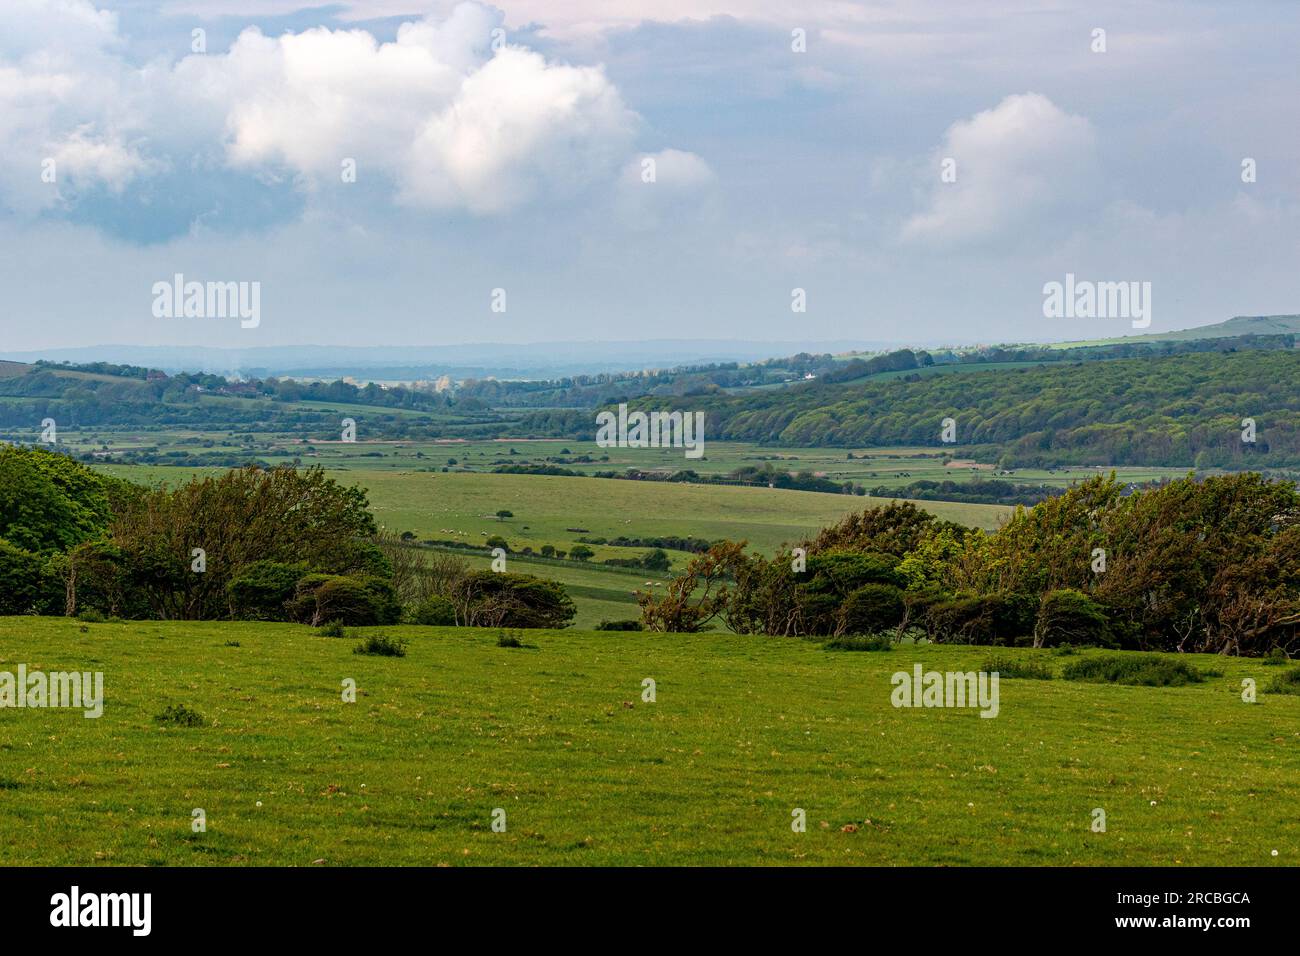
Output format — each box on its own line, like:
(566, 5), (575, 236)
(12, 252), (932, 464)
(615, 148), (716, 229)
(0, 0), (663, 220)
(901, 93), (1097, 246)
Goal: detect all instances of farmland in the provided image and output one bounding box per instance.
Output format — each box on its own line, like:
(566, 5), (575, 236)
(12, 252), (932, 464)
(0, 617), (1294, 866)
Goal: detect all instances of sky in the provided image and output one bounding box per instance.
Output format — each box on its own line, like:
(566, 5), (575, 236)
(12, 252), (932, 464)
(1, 0), (1298, 351)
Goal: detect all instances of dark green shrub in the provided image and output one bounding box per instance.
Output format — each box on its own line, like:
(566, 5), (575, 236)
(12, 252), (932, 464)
(1061, 654), (1205, 687)
(496, 630), (523, 648)
(926, 592), (1036, 646)
(318, 620), (347, 637)
(595, 619), (643, 631)
(453, 571), (576, 629)
(1268, 668), (1300, 695)
(0, 538), (48, 615)
(353, 634), (408, 657)
(823, 634), (892, 652)
(1262, 648), (1290, 666)
(288, 573), (400, 627)
(404, 595), (456, 626)
(155, 704), (206, 727)
(982, 654), (1053, 679)
(226, 560), (306, 620)
(1034, 589), (1113, 648)
(840, 583), (905, 635)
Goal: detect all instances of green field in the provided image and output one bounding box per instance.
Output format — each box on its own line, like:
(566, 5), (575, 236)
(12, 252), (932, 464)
(1, 617), (1295, 866)
(92, 464), (1013, 627)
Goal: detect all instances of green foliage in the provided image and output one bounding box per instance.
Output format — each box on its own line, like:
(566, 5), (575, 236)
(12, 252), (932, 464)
(595, 619), (643, 631)
(605, 349), (1300, 468)
(0, 446), (113, 552)
(1034, 589), (1113, 648)
(1061, 654), (1206, 686)
(225, 560), (307, 620)
(1268, 668), (1300, 694)
(839, 583), (905, 635)
(403, 594), (457, 626)
(288, 574), (400, 627)
(496, 630), (524, 648)
(0, 539), (50, 615)
(154, 704), (206, 727)
(453, 571), (577, 629)
(823, 634), (892, 652)
(925, 593), (1037, 646)
(353, 634), (408, 657)
(981, 654), (1054, 679)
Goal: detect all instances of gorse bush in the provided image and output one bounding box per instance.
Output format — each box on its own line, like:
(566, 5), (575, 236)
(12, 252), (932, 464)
(1061, 654), (1206, 687)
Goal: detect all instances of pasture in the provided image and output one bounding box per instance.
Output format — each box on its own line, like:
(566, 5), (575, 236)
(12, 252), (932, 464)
(0, 617), (1294, 866)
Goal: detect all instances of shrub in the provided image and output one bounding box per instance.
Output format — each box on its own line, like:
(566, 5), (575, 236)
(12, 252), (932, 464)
(496, 630), (523, 648)
(155, 704), (206, 727)
(1262, 648), (1290, 666)
(926, 592), (1036, 646)
(485, 535), (509, 552)
(1268, 668), (1300, 695)
(353, 634), (408, 657)
(453, 571), (576, 629)
(0, 538), (48, 615)
(318, 620), (347, 637)
(823, 634), (892, 652)
(1034, 589), (1112, 648)
(595, 619), (643, 631)
(981, 654), (1053, 679)
(288, 574), (400, 627)
(839, 583), (905, 635)
(404, 595), (456, 626)
(226, 560), (306, 620)
(1061, 654), (1205, 687)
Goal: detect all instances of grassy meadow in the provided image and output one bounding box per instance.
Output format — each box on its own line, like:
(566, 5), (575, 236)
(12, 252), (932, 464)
(0, 616), (1295, 866)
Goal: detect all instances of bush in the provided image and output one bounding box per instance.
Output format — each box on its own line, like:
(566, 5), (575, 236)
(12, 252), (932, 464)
(1061, 654), (1205, 687)
(226, 560), (306, 620)
(404, 595), (456, 626)
(1034, 589), (1112, 648)
(840, 583), (905, 635)
(288, 573), (400, 627)
(1262, 648), (1290, 666)
(453, 571), (576, 629)
(353, 634), (408, 657)
(485, 535), (509, 552)
(981, 654), (1054, 679)
(823, 634), (892, 652)
(496, 630), (523, 648)
(318, 620), (348, 637)
(155, 704), (206, 727)
(595, 619), (643, 631)
(926, 592), (1037, 646)
(1268, 668), (1300, 695)
(0, 539), (49, 614)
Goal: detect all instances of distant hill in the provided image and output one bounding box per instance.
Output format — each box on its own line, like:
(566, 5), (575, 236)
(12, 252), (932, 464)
(1053, 314), (1300, 348)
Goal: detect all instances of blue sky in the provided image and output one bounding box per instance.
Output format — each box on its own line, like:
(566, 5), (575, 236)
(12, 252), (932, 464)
(2, 0), (1297, 351)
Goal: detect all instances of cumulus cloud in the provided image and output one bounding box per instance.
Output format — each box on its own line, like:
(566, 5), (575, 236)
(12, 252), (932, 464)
(0, 0), (663, 226)
(901, 93), (1097, 246)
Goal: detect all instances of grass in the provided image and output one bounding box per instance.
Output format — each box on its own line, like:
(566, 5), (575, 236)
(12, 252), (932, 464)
(0, 617), (1296, 866)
